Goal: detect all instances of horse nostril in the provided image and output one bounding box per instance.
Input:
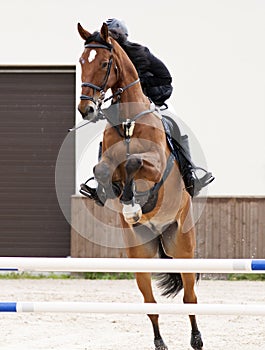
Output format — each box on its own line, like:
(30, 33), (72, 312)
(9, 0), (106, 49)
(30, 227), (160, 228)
(87, 105), (95, 114)
(78, 103), (96, 119)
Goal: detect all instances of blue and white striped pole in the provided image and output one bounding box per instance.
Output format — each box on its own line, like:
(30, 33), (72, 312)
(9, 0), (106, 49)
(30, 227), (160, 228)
(1, 302), (265, 315)
(0, 258), (265, 273)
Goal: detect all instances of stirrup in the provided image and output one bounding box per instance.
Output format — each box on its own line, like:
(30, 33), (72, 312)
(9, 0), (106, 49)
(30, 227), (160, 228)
(79, 177), (104, 206)
(193, 167), (215, 196)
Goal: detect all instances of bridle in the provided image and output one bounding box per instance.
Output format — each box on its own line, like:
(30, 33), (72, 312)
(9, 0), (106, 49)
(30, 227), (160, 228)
(80, 41), (113, 105)
(80, 34), (140, 107)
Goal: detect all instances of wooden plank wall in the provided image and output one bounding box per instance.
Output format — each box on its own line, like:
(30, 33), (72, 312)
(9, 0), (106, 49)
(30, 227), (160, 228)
(71, 196), (265, 259)
(71, 196), (127, 258)
(195, 197), (265, 259)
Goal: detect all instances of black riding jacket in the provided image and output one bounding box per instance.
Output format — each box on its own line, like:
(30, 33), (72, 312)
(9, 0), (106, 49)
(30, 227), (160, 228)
(119, 40), (173, 106)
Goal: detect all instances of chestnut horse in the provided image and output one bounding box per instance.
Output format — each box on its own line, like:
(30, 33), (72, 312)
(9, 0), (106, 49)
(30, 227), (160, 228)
(77, 22), (203, 350)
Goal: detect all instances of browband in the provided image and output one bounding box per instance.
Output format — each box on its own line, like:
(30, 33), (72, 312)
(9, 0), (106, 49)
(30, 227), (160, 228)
(84, 32), (113, 51)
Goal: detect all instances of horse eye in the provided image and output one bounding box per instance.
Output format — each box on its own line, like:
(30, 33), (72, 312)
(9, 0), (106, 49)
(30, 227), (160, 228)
(102, 62), (108, 69)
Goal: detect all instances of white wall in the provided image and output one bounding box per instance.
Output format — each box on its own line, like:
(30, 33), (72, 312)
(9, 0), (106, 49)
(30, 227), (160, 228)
(1, 0), (264, 195)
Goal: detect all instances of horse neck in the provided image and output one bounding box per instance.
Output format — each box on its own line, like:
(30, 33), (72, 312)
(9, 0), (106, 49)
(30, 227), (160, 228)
(112, 45), (150, 116)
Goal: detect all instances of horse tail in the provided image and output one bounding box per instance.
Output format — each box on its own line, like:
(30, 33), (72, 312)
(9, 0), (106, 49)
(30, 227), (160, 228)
(156, 238), (200, 298)
(156, 238), (184, 298)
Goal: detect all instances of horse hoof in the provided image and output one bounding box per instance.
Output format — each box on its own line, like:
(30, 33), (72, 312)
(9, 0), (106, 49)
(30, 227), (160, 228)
(122, 203), (142, 224)
(190, 330), (203, 349)
(154, 338), (168, 350)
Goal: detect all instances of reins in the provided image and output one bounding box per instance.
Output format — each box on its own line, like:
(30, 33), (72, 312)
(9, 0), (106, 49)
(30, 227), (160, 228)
(103, 78), (140, 104)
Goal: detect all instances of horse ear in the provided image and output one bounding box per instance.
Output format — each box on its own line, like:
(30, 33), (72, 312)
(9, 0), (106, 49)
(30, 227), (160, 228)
(77, 23), (91, 41)
(100, 22), (109, 42)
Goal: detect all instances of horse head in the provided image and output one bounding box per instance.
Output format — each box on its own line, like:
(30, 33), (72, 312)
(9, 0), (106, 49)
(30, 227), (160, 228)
(77, 23), (117, 121)
(77, 23), (145, 122)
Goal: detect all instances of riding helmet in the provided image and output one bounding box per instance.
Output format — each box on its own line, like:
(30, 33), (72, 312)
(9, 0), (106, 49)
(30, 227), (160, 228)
(106, 18), (128, 43)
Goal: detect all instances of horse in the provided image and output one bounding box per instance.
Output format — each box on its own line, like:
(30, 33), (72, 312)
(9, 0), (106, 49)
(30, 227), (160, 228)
(77, 22), (204, 350)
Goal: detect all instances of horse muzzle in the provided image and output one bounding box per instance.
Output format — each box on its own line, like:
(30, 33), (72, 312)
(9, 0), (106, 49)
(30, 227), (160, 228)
(122, 203), (142, 225)
(78, 101), (97, 120)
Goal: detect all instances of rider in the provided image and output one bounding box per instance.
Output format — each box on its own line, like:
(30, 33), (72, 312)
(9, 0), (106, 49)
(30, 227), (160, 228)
(105, 18), (214, 197)
(106, 18), (173, 108)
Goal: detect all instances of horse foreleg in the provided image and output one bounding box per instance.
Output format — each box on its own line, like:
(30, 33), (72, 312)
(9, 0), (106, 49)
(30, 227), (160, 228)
(93, 160), (118, 201)
(135, 272), (168, 350)
(120, 155), (143, 203)
(120, 155), (143, 224)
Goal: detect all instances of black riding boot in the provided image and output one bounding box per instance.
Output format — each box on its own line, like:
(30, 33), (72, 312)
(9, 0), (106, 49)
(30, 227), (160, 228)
(178, 135), (214, 197)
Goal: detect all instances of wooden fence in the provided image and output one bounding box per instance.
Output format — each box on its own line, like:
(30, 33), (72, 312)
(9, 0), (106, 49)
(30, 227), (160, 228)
(71, 196), (265, 259)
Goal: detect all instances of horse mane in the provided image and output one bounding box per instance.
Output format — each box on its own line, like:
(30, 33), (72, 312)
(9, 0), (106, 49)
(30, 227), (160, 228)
(106, 30), (149, 75)
(109, 37), (141, 81)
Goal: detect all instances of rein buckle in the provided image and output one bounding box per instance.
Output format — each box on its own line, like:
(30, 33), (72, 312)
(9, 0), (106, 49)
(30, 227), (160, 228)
(99, 90), (105, 99)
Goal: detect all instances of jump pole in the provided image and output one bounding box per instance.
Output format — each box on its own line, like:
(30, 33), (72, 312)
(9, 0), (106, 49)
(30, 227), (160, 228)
(0, 258), (265, 273)
(1, 302), (265, 315)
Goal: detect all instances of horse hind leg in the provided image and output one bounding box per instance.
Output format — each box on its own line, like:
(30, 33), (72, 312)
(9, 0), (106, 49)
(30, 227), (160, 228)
(126, 225), (168, 350)
(135, 272), (168, 350)
(179, 224), (203, 349)
(158, 223), (203, 350)
(182, 273), (203, 349)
